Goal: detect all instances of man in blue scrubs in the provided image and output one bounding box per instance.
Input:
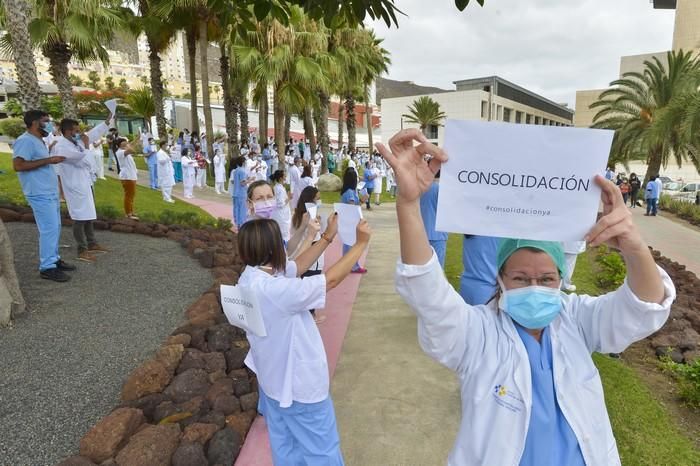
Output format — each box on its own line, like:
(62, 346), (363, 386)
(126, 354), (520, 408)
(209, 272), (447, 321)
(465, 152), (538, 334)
(419, 171), (448, 267)
(459, 235), (501, 305)
(12, 110), (76, 282)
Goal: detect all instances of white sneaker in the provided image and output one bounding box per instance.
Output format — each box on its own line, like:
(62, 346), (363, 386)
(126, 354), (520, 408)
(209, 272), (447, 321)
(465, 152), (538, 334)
(165, 199), (175, 203)
(565, 284), (577, 292)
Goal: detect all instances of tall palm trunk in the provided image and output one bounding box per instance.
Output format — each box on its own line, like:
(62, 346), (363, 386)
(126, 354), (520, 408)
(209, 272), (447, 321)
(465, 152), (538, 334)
(147, 43), (167, 138)
(364, 87), (373, 151)
(45, 42), (78, 119)
(220, 43), (237, 155)
(3, 0), (42, 110)
(239, 92), (249, 144)
(186, 28), (199, 136)
(345, 95), (356, 153)
(283, 114), (291, 142)
(258, 89), (268, 144)
(303, 107), (316, 153)
(317, 91), (330, 173)
(337, 103), (344, 150)
(273, 86), (286, 167)
(198, 19), (214, 159)
(644, 145), (664, 185)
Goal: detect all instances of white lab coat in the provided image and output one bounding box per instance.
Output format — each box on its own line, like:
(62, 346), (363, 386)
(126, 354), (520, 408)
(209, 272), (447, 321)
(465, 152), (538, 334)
(272, 183), (292, 242)
(54, 123), (109, 221)
(181, 155), (197, 187)
(213, 153), (227, 183)
(396, 252), (675, 466)
(288, 164), (301, 195)
(156, 149), (175, 188)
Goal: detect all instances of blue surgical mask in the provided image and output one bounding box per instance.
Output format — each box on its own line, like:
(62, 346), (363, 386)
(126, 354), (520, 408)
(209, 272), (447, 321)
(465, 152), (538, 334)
(42, 121), (54, 135)
(498, 278), (563, 329)
(73, 133), (82, 143)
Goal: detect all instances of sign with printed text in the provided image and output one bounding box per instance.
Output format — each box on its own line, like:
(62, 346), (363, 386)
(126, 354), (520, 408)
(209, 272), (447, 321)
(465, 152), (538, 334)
(220, 284), (267, 337)
(435, 120), (614, 241)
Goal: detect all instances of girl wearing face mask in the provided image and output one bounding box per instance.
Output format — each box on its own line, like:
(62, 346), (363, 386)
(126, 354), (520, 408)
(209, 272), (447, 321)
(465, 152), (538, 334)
(379, 129), (675, 466)
(290, 186), (327, 324)
(246, 180), (277, 222)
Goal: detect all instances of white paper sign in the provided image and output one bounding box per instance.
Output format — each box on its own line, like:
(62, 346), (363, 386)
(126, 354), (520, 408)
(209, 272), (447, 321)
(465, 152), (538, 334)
(305, 202), (318, 221)
(220, 284), (267, 337)
(333, 203), (363, 245)
(357, 181), (366, 191)
(436, 120), (614, 242)
(104, 99), (118, 117)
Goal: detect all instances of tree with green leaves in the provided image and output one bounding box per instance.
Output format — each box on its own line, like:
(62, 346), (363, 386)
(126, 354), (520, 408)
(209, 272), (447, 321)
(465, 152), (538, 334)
(125, 86), (156, 131)
(69, 74), (84, 87)
(118, 78), (130, 92)
(402, 95), (447, 136)
(104, 76), (115, 90)
(87, 71), (101, 90)
(591, 50), (700, 182)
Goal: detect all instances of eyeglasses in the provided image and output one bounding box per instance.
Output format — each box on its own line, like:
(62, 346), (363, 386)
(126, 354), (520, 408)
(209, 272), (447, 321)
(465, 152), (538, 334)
(502, 272), (559, 288)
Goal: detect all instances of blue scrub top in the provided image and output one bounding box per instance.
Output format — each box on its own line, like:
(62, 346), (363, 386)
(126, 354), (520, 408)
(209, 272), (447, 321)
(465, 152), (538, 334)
(459, 235), (500, 305)
(515, 325), (586, 466)
(12, 131), (58, 197)
(419, 182), (448, 242)
(341, 189), (360, 205)
(363, 169), (376, 190)
(645, 181), (660, 199)
(233, 166), (247, 198)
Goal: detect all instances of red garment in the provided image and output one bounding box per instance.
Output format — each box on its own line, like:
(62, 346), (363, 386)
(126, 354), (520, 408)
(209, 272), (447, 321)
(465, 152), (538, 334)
(195, 152), (207, 169)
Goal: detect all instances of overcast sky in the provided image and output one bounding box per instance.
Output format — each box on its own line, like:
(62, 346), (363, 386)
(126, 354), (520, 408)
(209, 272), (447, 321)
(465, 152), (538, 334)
(369, 0), (676, 107)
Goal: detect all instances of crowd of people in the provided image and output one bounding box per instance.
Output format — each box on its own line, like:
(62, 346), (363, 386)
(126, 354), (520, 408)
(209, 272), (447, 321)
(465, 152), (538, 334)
(604, 167), (666, 216)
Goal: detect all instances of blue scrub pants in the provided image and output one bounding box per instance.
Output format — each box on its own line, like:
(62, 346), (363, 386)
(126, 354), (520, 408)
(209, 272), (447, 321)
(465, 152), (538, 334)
(258, 389), (344, 466)
(147, 162), (158, 189)
(342, 243), (361, 271)
(26, 194), (61, 271)
(646, 197), (658, 215)
(430, 240), (447, 268)
(173, 162), (183, 183)
(233, 196), (247, 228)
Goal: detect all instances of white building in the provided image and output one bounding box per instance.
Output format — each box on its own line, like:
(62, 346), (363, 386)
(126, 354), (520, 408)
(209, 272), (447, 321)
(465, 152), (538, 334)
(381, 76), (573, 145)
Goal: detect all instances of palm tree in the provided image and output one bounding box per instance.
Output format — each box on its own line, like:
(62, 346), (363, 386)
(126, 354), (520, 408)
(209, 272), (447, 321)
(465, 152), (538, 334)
(591, 50), (700, 182)
(402, 96), (448, 136)
(184, 27), (200, 136)
(125, 86), (156, 131)
(362, 34), (390, 151)
(28, 0), (129, 119)
(0, 0), (42, 110)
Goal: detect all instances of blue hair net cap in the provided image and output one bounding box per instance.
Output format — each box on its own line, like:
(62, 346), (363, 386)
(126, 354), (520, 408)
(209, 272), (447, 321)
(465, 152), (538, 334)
(497, 239), (567, 277)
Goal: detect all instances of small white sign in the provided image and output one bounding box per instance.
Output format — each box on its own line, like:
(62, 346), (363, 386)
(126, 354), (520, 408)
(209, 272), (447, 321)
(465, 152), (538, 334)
(333, 203), (363, 245)
(220, 284), (267, 337)
(436, 120), (614, 242)
(357, 181), (366, 191)
(305, 202), (318, 221)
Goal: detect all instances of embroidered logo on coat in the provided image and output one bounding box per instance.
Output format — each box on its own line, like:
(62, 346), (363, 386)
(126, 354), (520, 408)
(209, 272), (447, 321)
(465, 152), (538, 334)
(492, 384), (524, 413)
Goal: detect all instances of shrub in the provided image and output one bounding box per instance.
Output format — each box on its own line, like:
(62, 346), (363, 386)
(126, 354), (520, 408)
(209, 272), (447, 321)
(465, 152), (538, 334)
(660, 357), (700, 408)
(0, 118), (26, 139)
(594, 245), (626, 290)
(96, 204), (121, 219)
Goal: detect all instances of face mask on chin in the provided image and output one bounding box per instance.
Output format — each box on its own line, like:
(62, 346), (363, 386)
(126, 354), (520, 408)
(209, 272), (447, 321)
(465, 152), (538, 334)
(253, 199), (276, 219)
(39, 121), (51, 137)
(497, 277), (563, 330)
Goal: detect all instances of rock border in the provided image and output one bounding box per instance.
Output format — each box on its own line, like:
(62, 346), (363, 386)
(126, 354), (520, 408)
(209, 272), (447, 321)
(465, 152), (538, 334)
(0, 204), (256, 466)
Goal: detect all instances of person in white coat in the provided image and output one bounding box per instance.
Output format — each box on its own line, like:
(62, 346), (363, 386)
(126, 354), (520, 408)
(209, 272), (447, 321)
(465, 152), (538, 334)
(156, 141), (175, 203)
(270, 170), (291, 244)
(561, 241), (587, 292)
(181, 148), (197, 199)
(91, 137), (106, 180)
(377, 129), (675, 466)
(54, 118), (112, 262)
(213, 149), (228, 194)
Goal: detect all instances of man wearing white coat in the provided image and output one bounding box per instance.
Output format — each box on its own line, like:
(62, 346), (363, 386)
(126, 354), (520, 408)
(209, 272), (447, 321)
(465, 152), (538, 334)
(379, 129), (675, 466)
(213, 148), (228, 194)
(156, 140), (175, 203)
(54, 118), (112, 262)
(181, 148), (197, 199)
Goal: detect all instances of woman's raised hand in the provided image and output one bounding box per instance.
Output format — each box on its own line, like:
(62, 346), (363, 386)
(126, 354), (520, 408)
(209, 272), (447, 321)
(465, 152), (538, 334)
(375, 129), (448, 203)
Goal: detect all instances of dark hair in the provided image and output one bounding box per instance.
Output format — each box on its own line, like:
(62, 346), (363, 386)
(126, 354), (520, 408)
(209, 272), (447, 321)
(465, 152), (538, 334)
(292, 186), (319, 229)
(59, 118), (80, 134)
(238, 219), (287, 273)
(247, 180), (272, 200)
(270, 169), (285, 183)
(233, 156), (245, 168)
(159, 140), (168, 147)
(341, 168), (358, 193)
(301, 164), (312, 178)
(24, 110), (48, 128)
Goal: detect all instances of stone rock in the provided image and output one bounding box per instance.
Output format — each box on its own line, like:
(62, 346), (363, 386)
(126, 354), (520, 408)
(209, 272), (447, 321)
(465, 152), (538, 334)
(225, 345), (249, 372)
(99, 459), (117, 466)
(93, 220), (109, 230)
(21, 212), (35, 223)
(167, 231), (184, 242)
(79, 408), (145, 463)
(208, 370), (228, 383)
(683, 350), (700, 364)
(114, 424), (181, 466)
(171, 442), (208, 466)
(207, 324), (235, 352)
(231, 376), (252, 398)
(178, 395), (209, 417)
(120, 393), (165, 422)
(153, 401), (178, 423)
(656, 346), (684, 363)
(187, 239), (207, 254)
(650, 333), (680, 349)
(316, 173), (342, 192)
(166, 333), (192, 347)
(206, 427), (241, 466)
(110, 224), (134, 234)
(185, 293), (221, 324)
(679, 327), (700, 351)
(0, 208), (21, 222)
(226, 410), (256, 440)
(213, 253), (234, 267)
(239, 392), (259, 412)
(156, 344), (185, 376)
(182, 423), (220, 444)
(134, 223), (153, 235)
(164, 369), (211, 404)
(114, 218), (139, 227)
(150, 230), (166, 238)
(121, 359), (172, 402)
(212, 394), (241, 415)
(197, 411), (226, 429)
(172, 323), (208, 350)
(57, 456), (97, 466)
(206, 378), (234, 404)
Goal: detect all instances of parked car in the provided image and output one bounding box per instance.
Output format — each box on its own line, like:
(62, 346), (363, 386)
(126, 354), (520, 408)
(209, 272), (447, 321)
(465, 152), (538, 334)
(677, 182), (700, 203)
(658, 176), (673, 185)
(663, 181), (684, 197)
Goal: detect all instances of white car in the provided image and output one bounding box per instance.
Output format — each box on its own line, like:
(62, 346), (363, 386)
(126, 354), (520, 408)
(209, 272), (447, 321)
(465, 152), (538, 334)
(676, 182), (700, 204)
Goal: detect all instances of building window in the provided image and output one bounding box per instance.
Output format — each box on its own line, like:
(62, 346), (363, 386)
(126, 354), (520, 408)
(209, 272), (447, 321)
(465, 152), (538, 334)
(497, 105), (502, 120)
(543, 118), (549, 126)
(515, 111), (523, 124)
(0, 95), (6, 102)
(503, 108), (511, 122)
(526, 114), (532, 124)
(427, 125), (439, 140)
(481, 101), (488, 119)
(535, 116), (541, 125)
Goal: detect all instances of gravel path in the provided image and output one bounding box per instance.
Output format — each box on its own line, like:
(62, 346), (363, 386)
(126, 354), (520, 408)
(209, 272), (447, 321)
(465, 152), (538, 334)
(0, 223), (212, 466)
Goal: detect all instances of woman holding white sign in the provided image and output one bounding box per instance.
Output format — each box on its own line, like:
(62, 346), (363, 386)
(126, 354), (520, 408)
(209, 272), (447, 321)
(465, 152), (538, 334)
(237, 217), (371, 465)
(376, 129), (675, 466)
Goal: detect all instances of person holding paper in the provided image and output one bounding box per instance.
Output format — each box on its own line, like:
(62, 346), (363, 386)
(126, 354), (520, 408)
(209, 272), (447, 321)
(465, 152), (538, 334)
(340, 170), (367, 274)
(288, 157), (302, 205)
(230, 157), (249, 228)
(115, 138), (139, 220)
(237, 215), (370, 466)
(270, 169), (292, 243)
(145, 137), (159, 190)
(377, 129), (675, 466)
(419, 171), (448, 267)
(170, 143), (183, 183)
(156, 141), (175, 203)
(213, 148), (228, 194)
(90, 137), (106, 180)
(181, 148), (197, 199)
(194, 144), (209, 189)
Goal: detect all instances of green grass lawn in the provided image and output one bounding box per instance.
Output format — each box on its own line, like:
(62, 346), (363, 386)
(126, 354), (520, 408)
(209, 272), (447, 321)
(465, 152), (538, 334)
(0, 153), (213, 224)
(443, 237), (700, 465)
